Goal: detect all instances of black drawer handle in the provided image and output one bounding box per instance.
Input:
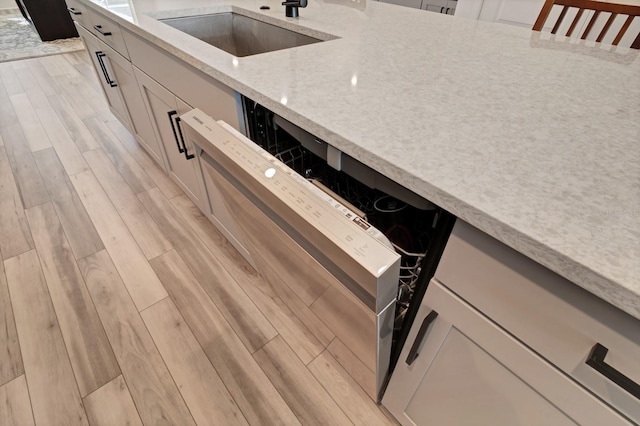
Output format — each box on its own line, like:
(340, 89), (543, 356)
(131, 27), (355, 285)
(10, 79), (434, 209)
(168, 111), (185, 154)
(406, 310), (438, 366)
(176, 117), (195, 160)
(95, 52), (117, 87)
(586, 343), (640, 399)
(67, 7), (81, 15)
(93, 25), (112, 36)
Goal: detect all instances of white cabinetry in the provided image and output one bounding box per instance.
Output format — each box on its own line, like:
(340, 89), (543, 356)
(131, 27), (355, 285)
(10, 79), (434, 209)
(383, 220), (640, 425)
(422, 0), (457, 15)
(73, 15), (164, 169)
(122, 30), (243, 133)
(77, 24), (132, 130)
(71, 2), (244, 213)
(379, 0), (423, 9)
(379, 0), (457, 15)
(134, 68), (206, 210)
(455, 0), (545, 26)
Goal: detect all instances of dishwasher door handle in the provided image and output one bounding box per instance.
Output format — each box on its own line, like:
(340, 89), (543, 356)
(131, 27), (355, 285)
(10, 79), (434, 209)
(406, 310), (438, 366)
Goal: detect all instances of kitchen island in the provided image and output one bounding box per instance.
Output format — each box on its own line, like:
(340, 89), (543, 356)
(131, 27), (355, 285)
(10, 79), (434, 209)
(75, 0), (639, 321)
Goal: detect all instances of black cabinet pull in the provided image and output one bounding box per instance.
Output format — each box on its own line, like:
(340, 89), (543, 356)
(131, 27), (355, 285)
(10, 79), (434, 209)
(406, 310), (438, 366)
(93, 25), (112, 36)
(168, 111), (185, 154)
(67, 7), (81, 15)
(586, 343), (640, 399)
(176, 117), (195, 160)
(95, 52), (117, 87)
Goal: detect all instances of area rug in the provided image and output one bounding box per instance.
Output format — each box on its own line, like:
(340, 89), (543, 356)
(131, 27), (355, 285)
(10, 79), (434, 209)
(0, 12), (84, 63)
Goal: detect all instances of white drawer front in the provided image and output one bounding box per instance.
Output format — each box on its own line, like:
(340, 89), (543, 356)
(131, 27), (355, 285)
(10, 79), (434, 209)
(435, 220), (640, 422)
(86, 8), (129, 59)
(65, 0), (92, 29)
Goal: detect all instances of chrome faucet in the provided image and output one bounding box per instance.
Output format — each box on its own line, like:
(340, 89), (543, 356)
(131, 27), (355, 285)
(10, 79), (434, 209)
(282, 0), (307, 17)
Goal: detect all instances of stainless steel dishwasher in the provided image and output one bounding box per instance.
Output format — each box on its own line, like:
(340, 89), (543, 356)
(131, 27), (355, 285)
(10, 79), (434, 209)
(181, 106), (455, 401)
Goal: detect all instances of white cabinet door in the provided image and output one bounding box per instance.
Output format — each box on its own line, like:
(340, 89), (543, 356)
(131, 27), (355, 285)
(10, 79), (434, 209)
(382, 280), (630, 426)
(77, 24), (131, 129)
(116, 66), (165, 169)
(76, 24), (162, 167)
(134, 68), (206, 210)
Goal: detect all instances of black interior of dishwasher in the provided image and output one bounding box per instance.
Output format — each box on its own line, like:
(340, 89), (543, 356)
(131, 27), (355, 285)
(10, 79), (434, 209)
(242, 98), (456, 398)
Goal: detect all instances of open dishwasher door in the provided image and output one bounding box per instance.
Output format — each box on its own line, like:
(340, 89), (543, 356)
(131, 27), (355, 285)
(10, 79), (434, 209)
(181, 109), (401, 398)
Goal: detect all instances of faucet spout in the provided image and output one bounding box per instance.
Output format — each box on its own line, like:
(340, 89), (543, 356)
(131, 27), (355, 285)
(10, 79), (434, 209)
(282, 0), (307, 17)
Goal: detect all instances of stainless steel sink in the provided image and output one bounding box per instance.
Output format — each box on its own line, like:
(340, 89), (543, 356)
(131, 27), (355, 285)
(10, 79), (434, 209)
(159, 13), (323, 57)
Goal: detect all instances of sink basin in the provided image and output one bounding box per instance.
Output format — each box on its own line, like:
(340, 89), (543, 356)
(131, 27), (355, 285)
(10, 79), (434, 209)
(159, 13), (324, 57)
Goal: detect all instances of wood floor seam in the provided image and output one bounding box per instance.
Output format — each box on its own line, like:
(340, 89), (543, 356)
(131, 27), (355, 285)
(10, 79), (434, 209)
(24, 247), (91, 404)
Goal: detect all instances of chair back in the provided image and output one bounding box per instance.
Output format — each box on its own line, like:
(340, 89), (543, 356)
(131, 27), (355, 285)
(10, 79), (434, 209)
(532, 0), (640, 49)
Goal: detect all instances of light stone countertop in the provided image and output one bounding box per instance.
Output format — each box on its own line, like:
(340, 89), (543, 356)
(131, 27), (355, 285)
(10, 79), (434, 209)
(78, 0), (640, 320)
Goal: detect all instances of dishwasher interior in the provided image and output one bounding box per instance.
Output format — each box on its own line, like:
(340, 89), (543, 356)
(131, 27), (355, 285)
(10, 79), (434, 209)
(242, 97), (456, 370)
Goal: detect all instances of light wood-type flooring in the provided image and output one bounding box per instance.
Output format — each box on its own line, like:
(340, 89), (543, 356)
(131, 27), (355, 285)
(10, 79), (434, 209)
(0, 51), (398, 425)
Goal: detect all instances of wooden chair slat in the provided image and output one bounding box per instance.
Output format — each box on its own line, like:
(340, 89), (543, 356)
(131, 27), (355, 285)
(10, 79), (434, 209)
(581, 10), (601, 40)
(596, 13), (618, 43)
(533, 0), (640, 49)
(566, 8), (585, 36)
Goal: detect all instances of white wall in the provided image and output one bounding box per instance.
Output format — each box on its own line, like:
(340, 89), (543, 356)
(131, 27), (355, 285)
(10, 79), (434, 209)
(0, 0), (16, 10)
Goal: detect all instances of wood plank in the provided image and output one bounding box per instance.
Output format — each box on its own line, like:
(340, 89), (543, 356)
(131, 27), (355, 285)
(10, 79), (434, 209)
(46, 94), (100, 153)
(141, 297), (249, 426)
(70, 170), (167, 310)
(73, 62), (102, 93)
(0, 123), (50, 209)
(4, 250), (89, 426)
(9, 93), (52, 152)
(10, 60), (27, 71)
(171, 193), (330, 364)
(25, 59), (59, 97)
(0, 73), (18, 127)
(254, 335), (351, 425)
(0, 62), (24, 96)
(52, 74), (97, 120)
(0, 260), (23, 387)
(12, 65), (49, 110)
(139, 188), (277, 352)
(149, 249), (299, 426)
(83, 376), (142, 426)
(35, 107), (90, 176)
(33, 148), (104, 260)
(83, 148), (172, 260)
(61, 52), (85, 66)
(309, 351), (393, 425)
(40, 55), (67, 78)
(106, 119), (182, 199)
(54, 70), (111, 122)
(26, 202), (120, 397)
(78, 250), (196, 426)
(83, 117), (155, 194)
(46, 55), (82, 80)
(0, 375), (35, 426)
(327, 338), (377, 401)
(0, 147), (34, 260)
